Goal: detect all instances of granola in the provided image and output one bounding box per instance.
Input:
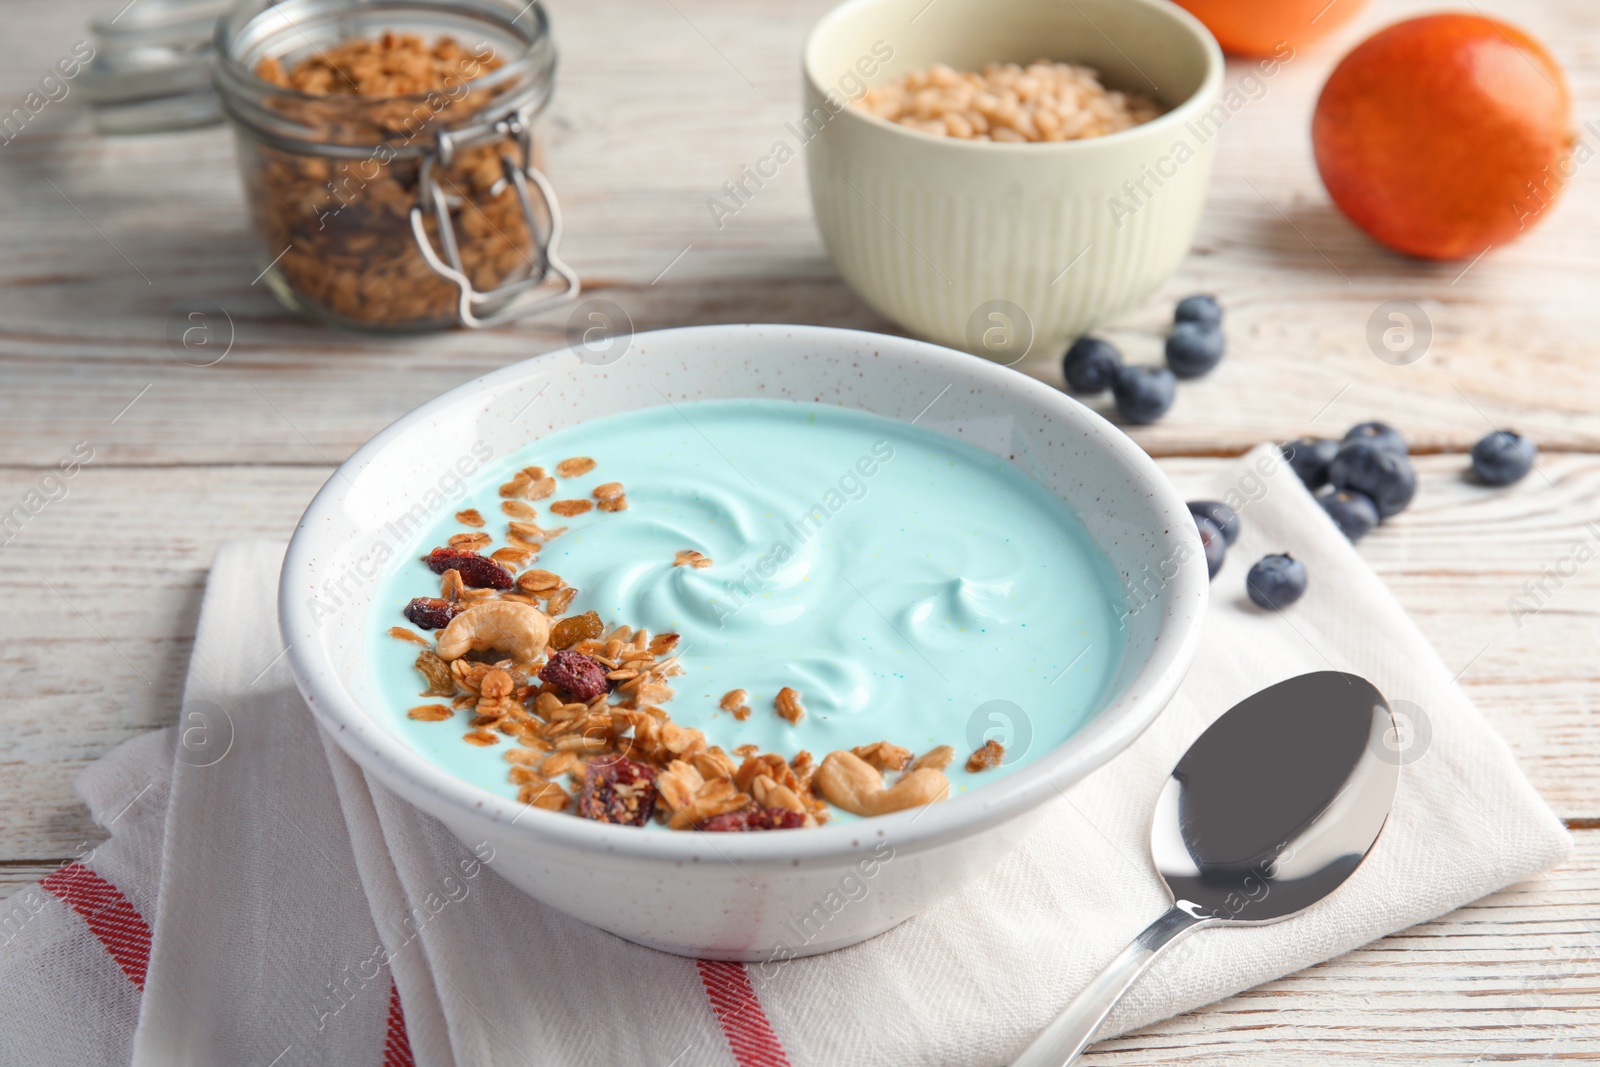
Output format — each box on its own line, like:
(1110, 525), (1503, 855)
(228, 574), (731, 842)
(555, 457), (597, 478)
(966, 740), (1006, 772)
(388, 452), (971, 831)
(247, 34), (537, 327)
(774, 687), (805, 725)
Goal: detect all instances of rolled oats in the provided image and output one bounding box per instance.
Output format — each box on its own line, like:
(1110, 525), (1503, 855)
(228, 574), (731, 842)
(853, 740), (913, 772)
(447, 531), (492, 552)
(775, 686), (805, 724)
(518, 777), (570, 811)
(516, 569), (562, 593)
(489, 547), (534, 568)
(407, 704), (453, 722)
(388, 626), (431, 647)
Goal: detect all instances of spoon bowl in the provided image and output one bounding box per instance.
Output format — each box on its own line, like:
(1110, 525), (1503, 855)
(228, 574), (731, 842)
(1015, 671), (1400, 1066)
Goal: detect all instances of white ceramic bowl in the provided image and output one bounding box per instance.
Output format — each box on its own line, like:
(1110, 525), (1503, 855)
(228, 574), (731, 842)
(803, 0), (1224, 360)
(280, 324), (1208, 960)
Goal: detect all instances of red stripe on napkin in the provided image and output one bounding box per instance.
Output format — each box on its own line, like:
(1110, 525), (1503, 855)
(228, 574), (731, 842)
(41, 863), (151, 990)
(384, 980), (416, 1067)
(697, 960), (791, 1067)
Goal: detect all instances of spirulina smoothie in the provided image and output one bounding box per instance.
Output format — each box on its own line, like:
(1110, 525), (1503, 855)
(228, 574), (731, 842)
(369, 399), (1126, 829)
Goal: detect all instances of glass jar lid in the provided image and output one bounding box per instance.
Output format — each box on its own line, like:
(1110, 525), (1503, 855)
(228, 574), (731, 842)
(79, 0), (232, 133)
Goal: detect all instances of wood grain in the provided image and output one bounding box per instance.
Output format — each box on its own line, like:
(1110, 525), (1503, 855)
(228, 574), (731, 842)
(0, 0), (1597, 1059)
(0, 0), (1597, 466)
(1083, 834), (1600, 1064)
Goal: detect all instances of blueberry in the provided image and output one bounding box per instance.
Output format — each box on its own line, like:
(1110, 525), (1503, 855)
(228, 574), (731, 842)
(1247, 553), (1307, 610)
(1470, 430), (1537, 486)
(1343, 421), (1408, 456)
(1164, 321), (1225, 379)
(1174, 293), (1222, 327)
(1320, 489), (1380, 541)
(1328, 439), (1416, 518)
(1188, 500), (1240, 545)
(1062, 336), (1122, 395)
(1282, 437), (1340, 490)
(1111, 365), (1176, 424)
(1195, 515), (1226, 579)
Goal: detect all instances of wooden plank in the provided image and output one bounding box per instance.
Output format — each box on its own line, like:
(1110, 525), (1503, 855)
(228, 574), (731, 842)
(1, 829), (1594, 1064)
(1083, 830), (1600, 1064)
(0, 863), (58, 899)
(0, 465), (327, 857)
(1, 0), (1599, 466)
(1, 454), (1594, 860)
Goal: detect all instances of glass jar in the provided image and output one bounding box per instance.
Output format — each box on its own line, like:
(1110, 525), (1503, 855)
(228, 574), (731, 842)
(80, 0), (230, 135)
(214, 0), (578, 331)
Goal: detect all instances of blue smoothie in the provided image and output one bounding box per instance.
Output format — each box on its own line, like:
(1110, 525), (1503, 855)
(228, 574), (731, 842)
(369, 399), (1126, 817)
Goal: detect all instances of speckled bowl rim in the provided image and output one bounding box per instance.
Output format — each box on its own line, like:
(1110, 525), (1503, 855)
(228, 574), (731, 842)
(280, 325), (1208, 867)
(801, 0), (1225, 155)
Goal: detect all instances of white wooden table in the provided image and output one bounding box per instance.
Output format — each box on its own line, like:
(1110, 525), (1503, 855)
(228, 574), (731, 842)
(2, 0), (1597, 1061)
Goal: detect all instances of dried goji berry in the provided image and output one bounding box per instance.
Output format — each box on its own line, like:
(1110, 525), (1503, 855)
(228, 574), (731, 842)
(539, 648), (609, 702)
(422, 547), (512, 589)
(403, 597), (460, 630)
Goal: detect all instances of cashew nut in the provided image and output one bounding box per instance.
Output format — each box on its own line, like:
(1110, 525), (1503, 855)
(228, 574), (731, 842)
(436, 599), (550, 663)
(816, 750), (950, 817)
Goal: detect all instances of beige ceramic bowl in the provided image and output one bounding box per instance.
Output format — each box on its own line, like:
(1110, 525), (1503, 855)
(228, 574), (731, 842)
(803, 0), (1224, 360)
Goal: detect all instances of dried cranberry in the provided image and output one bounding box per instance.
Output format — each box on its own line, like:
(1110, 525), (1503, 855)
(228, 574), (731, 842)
(421, 547), (512, 590)
(699, 805), (807, 832)
(577, 755), (658, 826)
(403, 597), (460, 630)
(539, 649), (609, 702)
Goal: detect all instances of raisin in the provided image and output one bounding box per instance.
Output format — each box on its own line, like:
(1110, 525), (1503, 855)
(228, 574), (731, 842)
(403, 597), (460, 630)
(414, 650), (456, 697)
(700, 805), (807, 832)
(549, 609), (604, 650)
(421, 547), (512, 589)
(577, 755), (658, 826)
(539, 648), (609, 702)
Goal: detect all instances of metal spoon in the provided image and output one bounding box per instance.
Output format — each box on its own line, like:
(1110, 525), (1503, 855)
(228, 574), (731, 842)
(1013, 671), (1400, 1067)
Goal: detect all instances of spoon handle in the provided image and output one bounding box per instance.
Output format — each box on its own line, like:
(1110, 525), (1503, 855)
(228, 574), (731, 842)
(1012, 905), (1211, 1067)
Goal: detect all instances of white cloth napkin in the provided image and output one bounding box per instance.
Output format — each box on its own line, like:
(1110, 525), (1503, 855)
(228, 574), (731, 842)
(0, 445), (1571, 1067)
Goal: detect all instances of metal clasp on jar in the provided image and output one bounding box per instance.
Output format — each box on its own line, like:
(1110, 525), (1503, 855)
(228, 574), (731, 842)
(410, 112), (579, 329)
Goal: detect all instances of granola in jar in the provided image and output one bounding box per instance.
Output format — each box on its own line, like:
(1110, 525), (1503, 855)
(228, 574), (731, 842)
(215, 0), (578, 331)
